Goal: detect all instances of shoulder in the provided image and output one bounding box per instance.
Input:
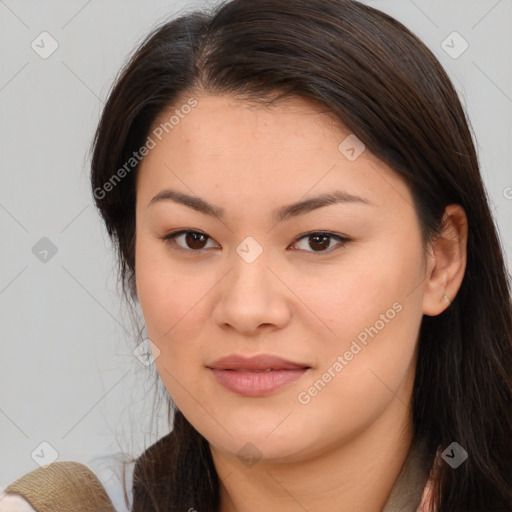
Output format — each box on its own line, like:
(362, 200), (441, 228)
(0, 461), (118, 512)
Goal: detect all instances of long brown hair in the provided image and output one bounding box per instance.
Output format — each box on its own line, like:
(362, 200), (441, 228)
(90, 1), (512, 510)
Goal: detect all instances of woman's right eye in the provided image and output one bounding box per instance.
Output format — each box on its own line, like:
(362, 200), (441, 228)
(162, 230), (219, 252)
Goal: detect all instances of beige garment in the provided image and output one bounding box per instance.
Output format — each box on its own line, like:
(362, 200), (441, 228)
(4, 461), (116, 512)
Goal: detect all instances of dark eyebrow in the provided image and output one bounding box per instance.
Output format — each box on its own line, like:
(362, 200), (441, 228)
(147, 188), (372, 222)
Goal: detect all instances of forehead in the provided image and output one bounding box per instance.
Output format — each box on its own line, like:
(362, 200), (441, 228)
(136, 93), (413, 216)
(154, 93), (343, 150)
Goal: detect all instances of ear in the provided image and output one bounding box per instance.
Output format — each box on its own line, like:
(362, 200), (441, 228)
(422, 204), (468, 316)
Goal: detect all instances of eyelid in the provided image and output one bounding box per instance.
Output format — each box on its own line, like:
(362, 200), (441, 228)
(161, 229), (351, 254)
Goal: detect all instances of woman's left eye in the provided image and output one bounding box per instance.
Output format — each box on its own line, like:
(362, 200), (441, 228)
(161, 230), (350, 254)
(291, 232), (351, 253)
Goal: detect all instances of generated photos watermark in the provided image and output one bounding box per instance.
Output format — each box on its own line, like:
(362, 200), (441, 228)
(297, 301), (403, 405)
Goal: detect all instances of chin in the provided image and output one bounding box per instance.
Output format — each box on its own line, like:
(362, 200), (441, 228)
(204, 417), (322, 463)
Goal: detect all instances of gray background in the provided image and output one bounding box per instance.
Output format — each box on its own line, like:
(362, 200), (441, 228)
(1, 0), (511, 501)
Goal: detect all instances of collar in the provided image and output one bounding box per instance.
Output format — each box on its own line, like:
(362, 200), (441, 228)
(381, 441), (433, 512)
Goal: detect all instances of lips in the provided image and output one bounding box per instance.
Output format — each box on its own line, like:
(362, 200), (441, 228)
(206, 354), (311, 396)
(207, 354), (311, 372)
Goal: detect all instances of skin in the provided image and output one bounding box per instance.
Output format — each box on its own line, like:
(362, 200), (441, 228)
(134, 92), (468, 512)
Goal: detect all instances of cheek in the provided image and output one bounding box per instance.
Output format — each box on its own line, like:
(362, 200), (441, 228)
(134, 236), (216, 361)
(298, 298), (420, 436)
(290, 249), (417, 338)
(135, 238), (177, 339)
(135, 250), (209, 406)
(293, 241), (424, 394)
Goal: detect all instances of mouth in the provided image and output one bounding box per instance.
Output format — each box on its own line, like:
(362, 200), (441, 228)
(206, 354), (311, 396)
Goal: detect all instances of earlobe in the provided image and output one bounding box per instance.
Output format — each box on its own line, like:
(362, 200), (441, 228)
(422, 204), (468, 316)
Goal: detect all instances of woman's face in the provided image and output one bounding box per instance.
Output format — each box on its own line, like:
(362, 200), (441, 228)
(135, 92), (429, 463)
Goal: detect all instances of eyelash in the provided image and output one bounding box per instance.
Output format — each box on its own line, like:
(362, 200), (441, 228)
(161, 229), (351, 256)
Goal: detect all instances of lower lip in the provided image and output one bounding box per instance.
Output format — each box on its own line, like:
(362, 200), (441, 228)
(208, 368), (309, 397)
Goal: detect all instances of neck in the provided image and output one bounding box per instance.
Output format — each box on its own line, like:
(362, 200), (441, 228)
(211, 396), (415, 512)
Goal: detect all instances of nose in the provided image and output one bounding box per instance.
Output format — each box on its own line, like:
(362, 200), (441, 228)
(213, 252), (292, 337)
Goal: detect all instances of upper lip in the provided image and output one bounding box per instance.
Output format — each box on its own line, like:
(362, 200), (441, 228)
(207, 354), (311, 371)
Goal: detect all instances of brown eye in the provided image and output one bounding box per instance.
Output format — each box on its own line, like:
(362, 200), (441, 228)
(184, 231), (208, 250)
(292, 232), (350, 254)
(162, 230), (218, 251)
(308, 234), (331, 251)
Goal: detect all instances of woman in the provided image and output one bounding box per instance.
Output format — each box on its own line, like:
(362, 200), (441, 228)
(3, 0), (511, 511)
